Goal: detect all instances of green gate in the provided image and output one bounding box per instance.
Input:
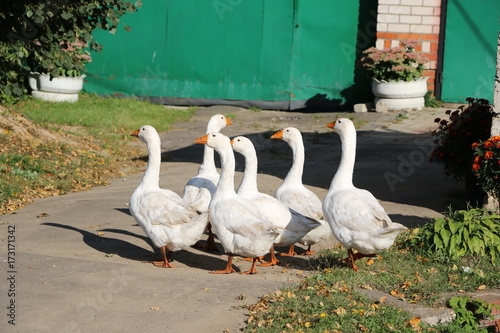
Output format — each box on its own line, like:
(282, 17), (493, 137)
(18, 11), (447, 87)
(439, 0), (499, 103)
(85, 0), (362, 109)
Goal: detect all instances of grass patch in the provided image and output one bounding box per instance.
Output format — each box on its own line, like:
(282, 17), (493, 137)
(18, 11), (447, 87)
(396, 113), (409, 121)
(18, 93), (194, 149)
(0, 94), (195, 214)
(245, 232), (500, 332)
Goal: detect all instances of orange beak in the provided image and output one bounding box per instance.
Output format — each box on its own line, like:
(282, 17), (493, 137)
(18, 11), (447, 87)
(326, 121), (336, 130)
(271, 130), (284, 139)
(226, 118), (233, 126)
(194, 134), (209, 144)
(229, 138), (235, 145)
(130, 129), (140, 137)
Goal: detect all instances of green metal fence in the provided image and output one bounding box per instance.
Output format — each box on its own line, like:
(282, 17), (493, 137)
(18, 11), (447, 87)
(439, 0), (499, 103)
(85, 0), (372, 109)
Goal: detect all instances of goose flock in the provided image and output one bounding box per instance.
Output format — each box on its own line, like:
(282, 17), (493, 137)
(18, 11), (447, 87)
(129, 114), (407, 273)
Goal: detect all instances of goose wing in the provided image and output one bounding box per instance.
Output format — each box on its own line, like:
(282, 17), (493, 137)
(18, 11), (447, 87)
(139, 190), (198, 227)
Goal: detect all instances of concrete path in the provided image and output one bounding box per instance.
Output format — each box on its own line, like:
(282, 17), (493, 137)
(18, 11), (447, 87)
(0, 105), (473, 332)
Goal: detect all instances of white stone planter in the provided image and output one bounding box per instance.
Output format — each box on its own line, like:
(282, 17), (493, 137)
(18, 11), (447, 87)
(29, 72), (85, 102)
(372, 77), (428, 111)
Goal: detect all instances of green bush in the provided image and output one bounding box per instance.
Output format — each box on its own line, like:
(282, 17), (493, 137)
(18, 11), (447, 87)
(448, 296), (495, 332)
(406, 207), (500, 264)
(0, 0), (141, 105)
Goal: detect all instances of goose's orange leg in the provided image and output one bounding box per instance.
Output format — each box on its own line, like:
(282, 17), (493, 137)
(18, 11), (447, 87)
(345, 249), (376, 271)
(243, 256), (265, 262)
(302, 245), (315, 255)
(278, 244), (297, 256)
(210, 254), (236, 274)
(240, 258), (259, 274)
(153, 247), (176, 268)
(259, 246), (280, 266)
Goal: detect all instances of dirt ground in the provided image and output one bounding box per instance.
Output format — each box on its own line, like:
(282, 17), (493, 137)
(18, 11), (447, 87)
(0, 105), (464, 332)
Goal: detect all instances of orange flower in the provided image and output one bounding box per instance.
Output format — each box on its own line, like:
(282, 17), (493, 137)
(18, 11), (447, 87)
(474, 156), (482, 163)
(491, 136), (500, 143)
(471, 142), (479, 149)
(484, 151), (494, 159)
(472, 163), (481, 171)
(484, 141), (494, 149)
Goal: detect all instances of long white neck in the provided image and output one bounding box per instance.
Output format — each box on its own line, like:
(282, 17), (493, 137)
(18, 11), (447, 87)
(284, 137), (304, 184)
(199, 122), (220, 175)
(140, 136), (162, 190)
(214, 145), (236, 195)
(237, 148), (259, 196)
(329, 126), (356, 190)
(199, 145), (217, 174)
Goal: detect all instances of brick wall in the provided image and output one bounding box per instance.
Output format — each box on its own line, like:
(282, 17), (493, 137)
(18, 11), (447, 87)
(376, 0), (441, 93)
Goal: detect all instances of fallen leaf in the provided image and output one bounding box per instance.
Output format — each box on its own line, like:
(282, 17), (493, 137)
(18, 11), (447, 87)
(416, 255), (430, 263)
(390, 289), (405, 298)
(97, 232), (104, 236)
(358, 323), (368, 331)
(408, 317), (421, 328)
(379, 296), (387, 304)
(401, 281), (412, 289)
(333, 307), (347, 315)
(366, 259), (375, 265)
(150, 307), (161, 311)
(476, 285), (486, 291)
(360, 284), (373, 290)
(37, 213), (49, 218)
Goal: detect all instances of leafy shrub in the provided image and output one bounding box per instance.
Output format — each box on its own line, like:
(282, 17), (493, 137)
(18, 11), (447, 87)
(357, 39), (427, 82)
(472, 136), (500, 202)
(448, 296), (495, 332)
(424, 90), (443, 107)
(430, 98), (497, 181)
(405, 207), (500, 264)
(0, 0), (142, 105)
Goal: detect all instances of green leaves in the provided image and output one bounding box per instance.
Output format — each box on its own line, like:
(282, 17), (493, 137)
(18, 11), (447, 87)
(448, 296), (494, 332)
(0, 0), (141, 104)
(407, 207), (500, 264)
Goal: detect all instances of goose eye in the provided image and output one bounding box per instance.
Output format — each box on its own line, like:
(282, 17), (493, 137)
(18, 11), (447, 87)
(212, 134), (216, 137)
(338, 120), (342, 124)
(286, 129), (289, 132)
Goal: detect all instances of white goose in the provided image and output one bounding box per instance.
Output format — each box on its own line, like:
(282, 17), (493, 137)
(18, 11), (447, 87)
(129, 125), (209, 268)
(271, 127), (333, 255)
(323, 118), (407, 271)
(183, 114), (232, 251)
(183, 114), (233, 212)
(194, 132), (279, 274)
(231, 136), (321, 266)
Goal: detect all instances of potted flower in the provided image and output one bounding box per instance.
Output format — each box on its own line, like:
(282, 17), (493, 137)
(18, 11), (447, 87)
(430, 98), (497, 207)
(472, 136), (500, 211)
(29, 38), (92, 102)
(357, 40), (428, 111)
